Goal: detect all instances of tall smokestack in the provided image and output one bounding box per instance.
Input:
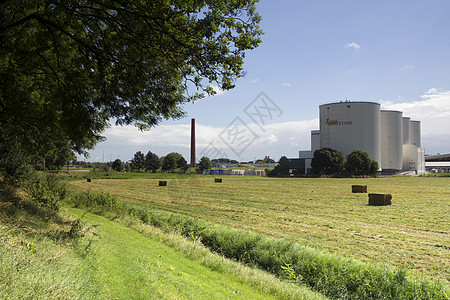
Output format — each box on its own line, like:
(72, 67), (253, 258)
(190, 118), (196, 167)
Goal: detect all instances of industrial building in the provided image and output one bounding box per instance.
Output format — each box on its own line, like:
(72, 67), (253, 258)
(298, 101), (425, 174)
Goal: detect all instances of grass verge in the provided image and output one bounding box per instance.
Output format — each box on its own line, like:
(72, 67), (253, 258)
(68, 207), (327, 299)
(0, 186), (98, 299)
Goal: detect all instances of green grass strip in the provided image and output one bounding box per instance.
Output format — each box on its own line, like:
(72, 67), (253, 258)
(68, 207), (327, 299)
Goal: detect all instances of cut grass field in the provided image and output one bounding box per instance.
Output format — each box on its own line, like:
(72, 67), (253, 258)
(68, 175), (450, 284)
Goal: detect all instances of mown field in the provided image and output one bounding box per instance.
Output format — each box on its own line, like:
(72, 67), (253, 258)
(68, 176), (450, 283)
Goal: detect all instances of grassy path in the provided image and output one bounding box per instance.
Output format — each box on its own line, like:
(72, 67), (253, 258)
(68, 208), (326, 299)
(69, 208), (274, 299)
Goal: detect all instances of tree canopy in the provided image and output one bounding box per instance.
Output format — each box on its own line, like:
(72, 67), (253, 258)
(130, 151), (145, 172)
(144, 151), (160, 173)
(198, 156), (213, 170)
(111, 158), (124, 172)
(311, 148), (345, 175)
(0, 0), (262, 180)
(268, 156), (290, 177)
(161, 152), (185, 172)
(346, 150), (378, 176)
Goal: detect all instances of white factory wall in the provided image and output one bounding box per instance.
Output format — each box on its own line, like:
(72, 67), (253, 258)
(403, 144), (425, 174)
(299, 150), (312, 159)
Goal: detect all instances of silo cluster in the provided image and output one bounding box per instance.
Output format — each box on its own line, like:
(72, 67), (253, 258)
(311, 101), (424, 174)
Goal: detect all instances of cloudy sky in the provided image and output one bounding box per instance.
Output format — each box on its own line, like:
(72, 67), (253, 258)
(79, 0), (450, 163)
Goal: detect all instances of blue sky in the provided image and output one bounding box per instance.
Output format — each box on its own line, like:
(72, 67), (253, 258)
(80, 0), (450, 163)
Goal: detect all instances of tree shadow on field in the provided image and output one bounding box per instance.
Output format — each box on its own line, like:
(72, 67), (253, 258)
(0, 182), (68, 236)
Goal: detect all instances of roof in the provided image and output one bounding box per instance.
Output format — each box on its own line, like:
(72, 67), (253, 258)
(425, 162), (450, 168)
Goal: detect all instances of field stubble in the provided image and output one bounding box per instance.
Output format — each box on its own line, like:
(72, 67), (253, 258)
(68, 176), (450, 283)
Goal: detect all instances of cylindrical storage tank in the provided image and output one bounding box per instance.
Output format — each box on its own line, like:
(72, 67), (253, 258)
(381, 110), (403, 171)
(402, 117), (411, 145)
(319, 102), (381, 168)
(410, 120), (421, 147)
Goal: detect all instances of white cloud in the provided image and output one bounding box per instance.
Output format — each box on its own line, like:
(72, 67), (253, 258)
(282, 82), (291, 87)
(251, 78), (259, 84)
(381, 88), (450, 153)
(403, 64), (414, 69)
(81, 118), (320, 162)
(345, 42), (361, 50)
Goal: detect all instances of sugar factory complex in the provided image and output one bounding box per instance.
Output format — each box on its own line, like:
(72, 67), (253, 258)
(192, 101), (445, 175)
(294, 101), (425, 175)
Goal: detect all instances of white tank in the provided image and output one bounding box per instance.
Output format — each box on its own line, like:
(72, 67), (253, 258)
(402, 117), (411, 145)
(380, 110), (403, 170)
(319, 102), (381, 167)
(410, 120), (421, 147)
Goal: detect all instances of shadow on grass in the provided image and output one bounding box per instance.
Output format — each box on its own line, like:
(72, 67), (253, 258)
(0, 183), (73, 242)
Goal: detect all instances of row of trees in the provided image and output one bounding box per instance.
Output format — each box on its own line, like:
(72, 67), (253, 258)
(311, 148), (378, 176)
(109, 151), (189, 173)
(108, 154), (277, 173)
(268, 149), (378, 177)
(109, 152), (213, 173)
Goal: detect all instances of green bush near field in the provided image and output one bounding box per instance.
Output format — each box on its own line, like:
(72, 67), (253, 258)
(25, 174), (67, 212)
(70, 190), (120, 210)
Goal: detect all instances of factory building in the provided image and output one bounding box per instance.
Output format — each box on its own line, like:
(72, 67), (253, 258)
(299, 101), (425, 174)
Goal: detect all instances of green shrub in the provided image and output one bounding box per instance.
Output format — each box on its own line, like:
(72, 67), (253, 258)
(25, 183), (60, 212)
(25, 174), (66, 212)
(71, 190), (120, 210)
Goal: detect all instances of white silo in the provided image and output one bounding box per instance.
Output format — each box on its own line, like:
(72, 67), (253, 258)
(402, 117), (411, 145)
(380, 110), (403, 171)
(410, 120), (421, 147)
(320, 102), (381, 167)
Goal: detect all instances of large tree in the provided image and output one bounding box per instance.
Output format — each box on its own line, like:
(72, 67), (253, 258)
(161, 152), (179, 172)
(198, 156), (213, 170)
(345, 150), (378, 176)
(111, 158), (124, 172)
(130, 151), (145, 172)
(0, 0), (262, 177)
(268, 156), (290, 177)
(144, 151), (160, 173)
(311, 148), (345, 175)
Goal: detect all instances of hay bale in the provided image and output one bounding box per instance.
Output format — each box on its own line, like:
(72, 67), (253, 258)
(159, 181), (167, 186)
(368, 193), (392, 206)
(215, 178), (222, 183)
(87, 178), (92, 182)
(352, 185), (367, 193)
